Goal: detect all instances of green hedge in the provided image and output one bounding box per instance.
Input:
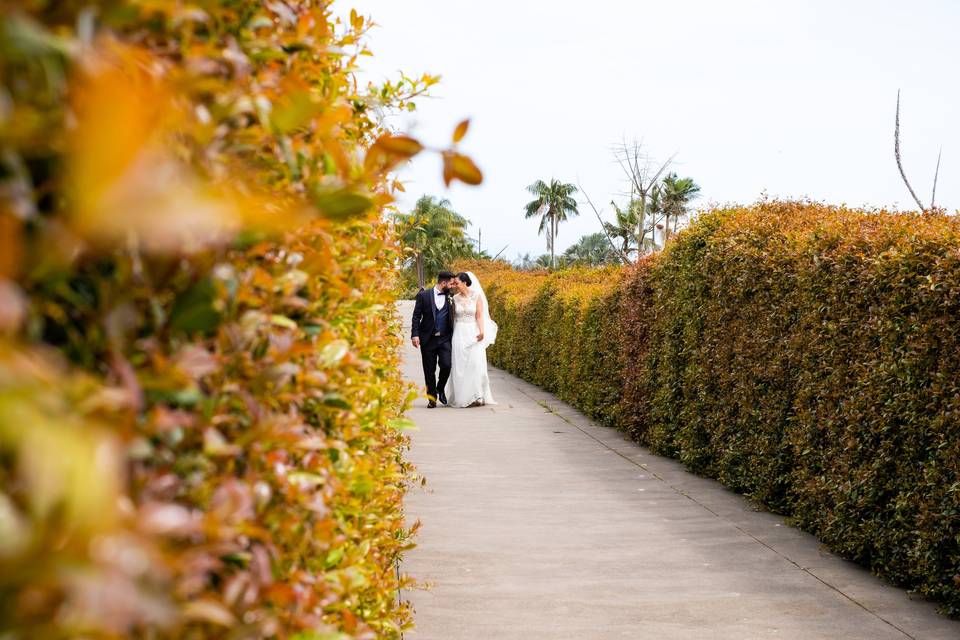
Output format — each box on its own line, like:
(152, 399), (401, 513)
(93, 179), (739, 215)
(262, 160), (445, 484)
(463, 200), (960, 615)
(471, 264), (624, 428)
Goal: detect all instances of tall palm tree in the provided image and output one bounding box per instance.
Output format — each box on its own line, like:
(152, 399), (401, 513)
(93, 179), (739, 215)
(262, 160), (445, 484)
(523, 178), (579, 269)
(659, 173), (701, 243)
(394, 195), (473, 288)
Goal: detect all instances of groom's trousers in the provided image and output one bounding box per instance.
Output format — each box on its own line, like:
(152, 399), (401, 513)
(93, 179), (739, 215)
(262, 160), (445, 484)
(421, 336), (452, 400)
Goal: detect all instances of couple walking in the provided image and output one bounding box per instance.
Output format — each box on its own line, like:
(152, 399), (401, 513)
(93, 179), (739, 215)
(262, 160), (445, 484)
(411, 270), (498, 408)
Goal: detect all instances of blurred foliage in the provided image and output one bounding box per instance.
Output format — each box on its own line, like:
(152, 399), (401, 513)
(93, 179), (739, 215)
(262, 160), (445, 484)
(0, 1), (479, 637)
(466, 200), (960, 615)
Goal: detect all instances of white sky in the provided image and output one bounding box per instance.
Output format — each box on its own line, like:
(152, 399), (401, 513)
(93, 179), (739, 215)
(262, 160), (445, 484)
(347, 0), (960, 260)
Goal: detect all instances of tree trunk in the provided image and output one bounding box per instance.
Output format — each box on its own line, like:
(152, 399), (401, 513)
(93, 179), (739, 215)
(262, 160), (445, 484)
(415, 254), (424, 289)
(636, 207), (646, 260)
(636, 194), (647, 258)
(550, 213), (557, 269)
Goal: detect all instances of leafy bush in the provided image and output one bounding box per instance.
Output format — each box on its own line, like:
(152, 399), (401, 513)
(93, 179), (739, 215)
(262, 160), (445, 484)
(0, 2), (436, 637)
(466, 201), (960, 615)
(459, 260), (625, 427)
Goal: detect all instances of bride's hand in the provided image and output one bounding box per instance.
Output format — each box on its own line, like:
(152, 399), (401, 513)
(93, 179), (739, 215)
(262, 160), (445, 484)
(476, 331), (484, 342)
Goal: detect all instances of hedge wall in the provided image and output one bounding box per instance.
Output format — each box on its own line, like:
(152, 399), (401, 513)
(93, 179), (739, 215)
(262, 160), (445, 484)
(464, 200), (960, 615)
(1, 3), (428, 638)
(471, 263), (624, 427)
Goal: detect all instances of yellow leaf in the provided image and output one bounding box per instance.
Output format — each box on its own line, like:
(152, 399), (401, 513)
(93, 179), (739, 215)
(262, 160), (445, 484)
(182, 600), (236, 627)
(443, 152), (483, 186)
(67, 49), (251, 252)
(375, 134), (423, 158)
(364, 135), (423, 175)
(271, 90), (323, 134)
(452, 119), (470, 144)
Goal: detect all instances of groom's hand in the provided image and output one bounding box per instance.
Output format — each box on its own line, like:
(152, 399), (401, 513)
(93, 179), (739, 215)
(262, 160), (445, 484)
(411, 336), (420, 349)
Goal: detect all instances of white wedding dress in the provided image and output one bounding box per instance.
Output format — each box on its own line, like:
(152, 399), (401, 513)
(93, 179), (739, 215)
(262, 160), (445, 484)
(445, 273), (497, 407)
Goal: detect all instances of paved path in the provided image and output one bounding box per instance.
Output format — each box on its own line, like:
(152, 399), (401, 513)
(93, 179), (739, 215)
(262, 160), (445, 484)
(397, 301), (960, 640)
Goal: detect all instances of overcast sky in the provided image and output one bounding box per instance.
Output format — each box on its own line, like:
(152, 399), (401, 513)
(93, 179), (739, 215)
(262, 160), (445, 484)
(348, 0), (960, 260)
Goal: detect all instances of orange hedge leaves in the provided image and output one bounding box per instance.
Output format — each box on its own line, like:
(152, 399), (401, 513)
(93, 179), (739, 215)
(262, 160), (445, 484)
(0, 2), (438, 638)
(468, 201), (960, 615)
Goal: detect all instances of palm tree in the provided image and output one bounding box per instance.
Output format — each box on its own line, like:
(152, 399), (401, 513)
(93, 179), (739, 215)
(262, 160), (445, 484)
(603, 197), (659, 259)
(394, 195), (473, 288)
(659, 173), (701, 243)
(515, 253), (555, 270)
(605, 200), (640, 259)
(523, 179), (579, 269)
(564, 232), (616, 266)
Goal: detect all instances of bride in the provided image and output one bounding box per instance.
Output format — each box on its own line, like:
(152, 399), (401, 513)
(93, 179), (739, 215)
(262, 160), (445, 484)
(444, 271), (497, 407)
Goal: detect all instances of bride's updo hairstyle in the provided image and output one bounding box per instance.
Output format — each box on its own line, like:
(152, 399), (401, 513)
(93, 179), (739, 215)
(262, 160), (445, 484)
(456, 272), (472, 287)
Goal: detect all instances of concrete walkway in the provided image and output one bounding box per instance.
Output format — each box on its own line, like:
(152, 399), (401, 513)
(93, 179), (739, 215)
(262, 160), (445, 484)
(397, 302), (960, 640)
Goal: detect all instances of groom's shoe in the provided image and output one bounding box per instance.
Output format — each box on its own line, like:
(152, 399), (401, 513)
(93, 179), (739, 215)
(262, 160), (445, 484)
(427, 399), (437, 408)
(438, 391), (447, 406)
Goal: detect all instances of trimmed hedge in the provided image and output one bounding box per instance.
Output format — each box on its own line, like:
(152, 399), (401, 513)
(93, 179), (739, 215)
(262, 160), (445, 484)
(463, 200), (960, 615)
(1, 3), (423, 638)
(473, 263), (624, 427)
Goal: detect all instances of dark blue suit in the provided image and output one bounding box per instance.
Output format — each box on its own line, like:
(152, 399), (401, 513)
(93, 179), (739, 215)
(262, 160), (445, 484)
(412, 287), (453, 400)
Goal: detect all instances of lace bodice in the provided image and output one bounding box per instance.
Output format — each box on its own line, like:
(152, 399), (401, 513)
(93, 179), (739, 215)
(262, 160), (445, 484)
(453, 292), (479, 322)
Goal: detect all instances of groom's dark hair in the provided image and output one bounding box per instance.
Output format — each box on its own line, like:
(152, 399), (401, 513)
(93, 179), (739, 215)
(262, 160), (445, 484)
(437, 271), (455, 282)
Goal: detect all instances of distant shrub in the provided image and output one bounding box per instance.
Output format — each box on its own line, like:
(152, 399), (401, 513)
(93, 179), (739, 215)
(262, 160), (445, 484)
(466, 201), (960, 615)
(459, 261), (624, 427)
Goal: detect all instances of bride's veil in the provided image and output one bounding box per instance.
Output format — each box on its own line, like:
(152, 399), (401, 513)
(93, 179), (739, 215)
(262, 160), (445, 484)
(465, 270), (498, 348)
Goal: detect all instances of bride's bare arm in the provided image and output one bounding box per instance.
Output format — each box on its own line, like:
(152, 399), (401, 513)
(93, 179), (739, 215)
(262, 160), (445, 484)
(475, 295), (484, 341)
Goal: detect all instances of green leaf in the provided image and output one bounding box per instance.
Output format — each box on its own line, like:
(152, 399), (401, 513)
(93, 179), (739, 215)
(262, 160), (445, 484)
(288, 472), (324, 488)
(322, 394), (351, 410)
(350, 474), (374, 497)
(145, 386), (204, 408)
(324, 547), (344, 569)
(290, 634), (350, 640)
(170, 278), (222, 335)
(246, 14), (274, 30)
(313, 189), (373, 220)
(271, 91), (323, 134)
(222, 551), (252, 568)
(387, 417), (418, 432)
(270, 314), (298, 329)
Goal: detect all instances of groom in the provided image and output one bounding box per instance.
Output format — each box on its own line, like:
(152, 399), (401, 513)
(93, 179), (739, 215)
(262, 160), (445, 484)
(411, 271), (456, 408)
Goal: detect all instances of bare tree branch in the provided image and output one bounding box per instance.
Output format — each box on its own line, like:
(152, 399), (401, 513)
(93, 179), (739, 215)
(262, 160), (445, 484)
(895, 90), (927, 212)
(578, 181), (630, 265)
(616, 156), (643, 196)
(931, 147), (942, 210)
(647, 153), (677, 189)
(614, 146), (644, 196)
